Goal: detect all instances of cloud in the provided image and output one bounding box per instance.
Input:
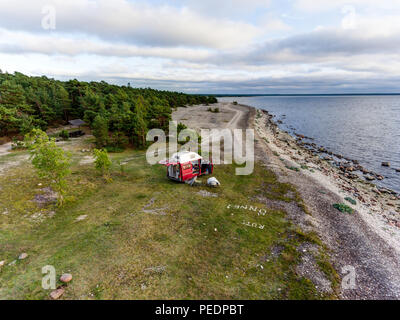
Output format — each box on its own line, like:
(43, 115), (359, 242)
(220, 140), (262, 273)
(0, 28), (213, 61)
(0, 0), (400, 93)
(0, 0), (261, 49)
(294, 0), (400, 12)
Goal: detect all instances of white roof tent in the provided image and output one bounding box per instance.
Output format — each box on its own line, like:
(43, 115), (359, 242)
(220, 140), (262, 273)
(170, 151), (202, 163)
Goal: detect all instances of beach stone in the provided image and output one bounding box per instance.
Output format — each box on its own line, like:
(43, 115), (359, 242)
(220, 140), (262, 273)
(366, 175), (375, 181)
(377, 175), (384, 181)
(60, 273), (73, 283)
(50, 288), (65, 300)
(18, 253), (28, 260)
(75, 215), (88, 221)
(382, 162), (390, 167)
(396, 168), (400, 173)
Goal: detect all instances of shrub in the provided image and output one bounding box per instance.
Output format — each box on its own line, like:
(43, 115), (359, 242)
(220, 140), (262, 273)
(25, 129), (71, 206)
(93, 148), (112, 179)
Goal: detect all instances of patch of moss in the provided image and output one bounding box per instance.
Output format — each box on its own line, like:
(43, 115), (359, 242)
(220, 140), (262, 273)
(345, 197), (357, 205)
(333, 203), (354, 214)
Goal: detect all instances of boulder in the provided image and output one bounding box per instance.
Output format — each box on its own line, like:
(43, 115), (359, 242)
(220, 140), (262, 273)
(366, 175), (375, 181)
(382, 162), (390, 167)
(50, 288), (65, 300)
(60, 273), (73, 283)
(396, 168), (400, 173)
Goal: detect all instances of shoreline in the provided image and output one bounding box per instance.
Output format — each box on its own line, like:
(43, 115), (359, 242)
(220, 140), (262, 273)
(251, 106), (400, 247)
(252, 106), (400, 240)
(244, 103), (400, 299)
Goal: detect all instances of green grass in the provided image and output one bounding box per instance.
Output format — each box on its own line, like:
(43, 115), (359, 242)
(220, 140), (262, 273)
(0, 139), (338, 300)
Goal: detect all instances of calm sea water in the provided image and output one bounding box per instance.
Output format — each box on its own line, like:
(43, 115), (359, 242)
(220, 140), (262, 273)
(219, 95), (400, 193)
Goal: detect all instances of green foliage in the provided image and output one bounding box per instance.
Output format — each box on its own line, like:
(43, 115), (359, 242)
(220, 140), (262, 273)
(93, 148), (112, 178)
(25, 129), (71, 206)
(344, 197), (357, 205)
(0, 71), (217, 145)
(177, 122), (187, 135)
(59, 129), (69, 140)
(333, 203), (354, 214)
(92, 115), (109, 148)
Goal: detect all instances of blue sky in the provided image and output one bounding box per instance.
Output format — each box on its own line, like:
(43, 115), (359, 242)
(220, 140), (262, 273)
(1, 0), (400, 93)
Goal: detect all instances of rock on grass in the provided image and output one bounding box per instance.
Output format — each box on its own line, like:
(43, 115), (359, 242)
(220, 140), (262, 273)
(50, 288), (65, 300)
(60, 273), (73, 283)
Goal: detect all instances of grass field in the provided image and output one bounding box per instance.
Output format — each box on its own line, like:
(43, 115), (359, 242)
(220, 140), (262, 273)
(0, 136), (338, 299)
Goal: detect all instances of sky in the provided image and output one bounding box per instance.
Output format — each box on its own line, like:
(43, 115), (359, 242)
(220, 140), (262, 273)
(1, 0), (400, 93)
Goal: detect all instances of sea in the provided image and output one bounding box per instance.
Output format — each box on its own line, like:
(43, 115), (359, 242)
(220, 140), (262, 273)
(218, 95), (400, 193)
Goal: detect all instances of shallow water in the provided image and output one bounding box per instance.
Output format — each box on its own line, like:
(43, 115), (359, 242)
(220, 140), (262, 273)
(219, 95), (400, 193)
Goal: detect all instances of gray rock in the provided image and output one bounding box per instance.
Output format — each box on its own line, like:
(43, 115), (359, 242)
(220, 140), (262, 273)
(34, 187), (58, 207)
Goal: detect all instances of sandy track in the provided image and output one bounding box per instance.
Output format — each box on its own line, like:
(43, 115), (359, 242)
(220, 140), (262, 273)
(0, 142), (12, 157)
(174, 102), (400, 299)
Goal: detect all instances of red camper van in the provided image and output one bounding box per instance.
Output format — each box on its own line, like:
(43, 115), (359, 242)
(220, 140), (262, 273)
(159, 151), (213, 182)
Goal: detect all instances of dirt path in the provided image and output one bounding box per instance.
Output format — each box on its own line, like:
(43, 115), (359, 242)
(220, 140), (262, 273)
(0, 142), (12, 157)
(175, 102), (400, 299)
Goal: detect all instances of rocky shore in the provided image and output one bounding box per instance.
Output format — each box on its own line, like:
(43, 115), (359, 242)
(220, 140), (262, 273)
(254, 108), (400, 251)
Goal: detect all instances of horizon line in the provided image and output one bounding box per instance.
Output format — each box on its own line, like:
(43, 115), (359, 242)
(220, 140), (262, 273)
(201, 93), (400, 97)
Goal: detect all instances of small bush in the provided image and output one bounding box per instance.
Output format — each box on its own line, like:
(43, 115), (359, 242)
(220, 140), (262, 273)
(333, 203), (354, 214)
(59, 129), (69, 140)
(93, 149), (112, 178)
(345, 197), (357, 205)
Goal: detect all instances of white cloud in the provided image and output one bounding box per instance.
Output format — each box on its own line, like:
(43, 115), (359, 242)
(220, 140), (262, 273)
(294, 0), (400, 12)
(0, 0), (400, 93)
(0, 0), (261, 49)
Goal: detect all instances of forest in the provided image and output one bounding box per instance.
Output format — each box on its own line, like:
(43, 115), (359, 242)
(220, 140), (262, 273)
(0, 71), (217, 147)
